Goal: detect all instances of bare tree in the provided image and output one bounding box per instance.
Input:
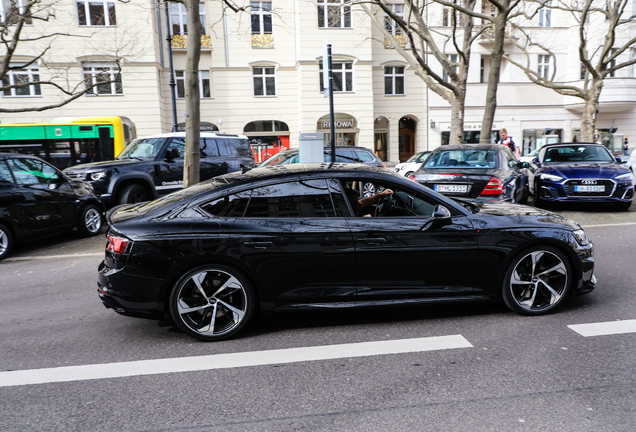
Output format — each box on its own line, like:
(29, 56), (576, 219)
(361, 0), (483, 145)
(0, 0), (122, 113)
(434, 0), (523, 143)
(504, 0), (636, 142)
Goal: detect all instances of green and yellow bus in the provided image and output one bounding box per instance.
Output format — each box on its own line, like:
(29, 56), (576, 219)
(0, 116), (136, 169)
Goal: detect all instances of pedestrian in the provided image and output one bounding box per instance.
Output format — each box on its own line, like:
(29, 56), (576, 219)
(497, 128), (520, 160)
(623, 137), (629, 156)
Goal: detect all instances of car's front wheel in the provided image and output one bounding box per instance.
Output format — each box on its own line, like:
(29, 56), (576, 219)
(0, 224), (13, 261)
(169, 265), (255, 341)
(502, 246), (571, 315)
(77, 204), (103, 237)
(118, 184), (148, 205)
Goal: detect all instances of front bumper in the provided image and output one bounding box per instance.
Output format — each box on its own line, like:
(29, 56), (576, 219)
(538, 181), (633, 204)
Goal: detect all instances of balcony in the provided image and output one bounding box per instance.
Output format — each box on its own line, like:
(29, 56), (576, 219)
(252, 33), (274, 48)
(171, 34), (211, 50)
(564, 78), (636, 113)
(476, 26), (518, 46)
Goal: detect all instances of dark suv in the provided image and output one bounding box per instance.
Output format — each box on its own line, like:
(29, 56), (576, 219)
(63, 132), (255, 208)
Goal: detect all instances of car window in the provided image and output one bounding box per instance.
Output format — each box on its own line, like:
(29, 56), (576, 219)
(0, 161), (14, 183)
(356, 151), (374, 163)
(244, 179), (337, 218)
(118, 138), (166, 159)
(326, 178), (352, 217)
(165, 138), (185, 158)
(334, 150), (359, 163)
(217, 138), (253, 158)
(200, 191), (252, 217)
(258, 151), (296, 166)
(424, 149), (498, 168)
(201, 138), (220, 157)
(7, 158), (62, 185)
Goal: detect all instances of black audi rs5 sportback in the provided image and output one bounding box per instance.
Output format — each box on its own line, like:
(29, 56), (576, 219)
(98, 164), (596, 341)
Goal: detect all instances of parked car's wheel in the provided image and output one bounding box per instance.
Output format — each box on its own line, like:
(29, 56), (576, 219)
(518, 182), (529, 204)
(77, 204), (103, 237)
(118, 184), (148, 205)
(0, 223), (13, 261)
(169, 265), (255, 342)
(362, 182), (376, 198)
(502, 246), (571, 315)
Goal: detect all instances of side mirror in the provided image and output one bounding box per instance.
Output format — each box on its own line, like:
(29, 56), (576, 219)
(615, 157), (622, 163)
(432, 204), (451, 219)
(517, 161), (530, 168)
(165, 148), (180, 160)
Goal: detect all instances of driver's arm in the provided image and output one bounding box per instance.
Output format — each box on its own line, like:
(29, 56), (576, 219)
(358, 188), (393, 210)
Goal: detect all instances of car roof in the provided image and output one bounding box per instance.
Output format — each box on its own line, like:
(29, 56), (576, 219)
(134, 132), (249, 140)
(541, 142), (602, 148)
(432, 144), (502, 151)
(0, 153), (41, 160)
(277, 146), (376, 154)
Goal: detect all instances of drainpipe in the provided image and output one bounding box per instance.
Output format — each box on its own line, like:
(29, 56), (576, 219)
(164, 1), (178, 132)
(223, 2), (229, 67)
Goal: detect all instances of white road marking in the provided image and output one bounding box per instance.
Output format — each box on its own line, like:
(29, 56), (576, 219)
(568, 319), (636, 337)
(0, 335), (472, 388)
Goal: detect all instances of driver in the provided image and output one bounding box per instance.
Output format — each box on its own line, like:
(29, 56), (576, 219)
(345, 188), (394, 217)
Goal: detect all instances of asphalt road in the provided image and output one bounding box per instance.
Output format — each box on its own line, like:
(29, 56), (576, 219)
(0, 202), (635, 431)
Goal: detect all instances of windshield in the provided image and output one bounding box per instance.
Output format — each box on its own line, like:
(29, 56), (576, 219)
(117, 138), (167, 159)
(541, 145), (614, 163)
(423, 149), (498, 169)
(258, 151), (298, 167)
(406, 152), (424, 163)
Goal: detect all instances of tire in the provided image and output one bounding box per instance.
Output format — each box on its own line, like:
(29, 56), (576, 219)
(77, 204), (103, 237)
(534, 181), (546, 208)
(0, 223), (13, 261)
(502, 246), (571, 316)
(518, 182), (529, 204)
(362, 182), (376, 198)
(118, 184), (148, 205)
(169, 264), (255, 342)
(510, 185), (517, 203)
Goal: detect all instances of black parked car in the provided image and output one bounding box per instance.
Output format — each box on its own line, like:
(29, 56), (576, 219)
(63, 132), (255, 208)
(0, 153), (104, 260)
(98, 164), (595, 341)
(410, 144), (530, 203)
(531, 143), (633, 209)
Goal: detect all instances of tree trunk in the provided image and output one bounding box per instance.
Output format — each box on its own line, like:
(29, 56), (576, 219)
(480, 12), (507, 144)
(450, 92), (465, 145)
(580, 79), (603, 142)
(183, 0), (201, 188)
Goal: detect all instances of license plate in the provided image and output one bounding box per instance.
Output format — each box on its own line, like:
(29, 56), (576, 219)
(575, 185), (605, 192)
(435, 184), (468, 193)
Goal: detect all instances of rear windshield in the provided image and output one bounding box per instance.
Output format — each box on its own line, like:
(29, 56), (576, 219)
(423, 149), (498, 169)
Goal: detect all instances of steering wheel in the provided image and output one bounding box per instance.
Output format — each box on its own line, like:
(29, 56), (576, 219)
(374, 194), (394, 217)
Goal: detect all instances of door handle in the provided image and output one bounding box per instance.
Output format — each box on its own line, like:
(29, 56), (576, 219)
(360, 237), (386, 245)
(243, 241), (274, 250)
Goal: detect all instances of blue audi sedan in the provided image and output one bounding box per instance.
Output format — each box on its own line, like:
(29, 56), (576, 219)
(532, 143), (633, 209)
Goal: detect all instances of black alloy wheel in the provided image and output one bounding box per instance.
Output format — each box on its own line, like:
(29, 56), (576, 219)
(0, 224), (12, 260)
(118, 184), (148, 205)
(502, 246), (571, 315)
(169, 265), (255, 341)
(77, 204), (103, 237)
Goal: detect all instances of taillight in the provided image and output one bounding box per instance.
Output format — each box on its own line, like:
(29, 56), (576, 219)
(481, 176), (504, 195)
(106, 234), (130, 254)
(382, 163), (386, 169)
(409, 174), (416, 181)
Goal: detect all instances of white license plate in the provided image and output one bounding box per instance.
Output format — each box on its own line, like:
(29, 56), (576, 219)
(575, 185), (605, 192)
(435, 184), (468, 193)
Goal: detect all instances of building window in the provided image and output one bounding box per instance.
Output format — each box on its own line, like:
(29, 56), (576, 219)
(319, 61), (353, 92)
(170, 2), (206, 35)
(384, 66), (405, 95)
(76, 0), (116, 26)
(1, 64), (41, 97)
(538, 54), (550, 80)
(317, 0), (351, 29)
(442, 7), (455, 27)
(1, 0), (31, 24)
(253, 67), (276, 96)
(384, 3), (404, 35)
(630, 49), (636, 78)
(539, 0), (551, 27)
(442, 54), (459, 83)
(251, 1), (272, 35)
(608, 48), (617, 77)
(580, 63), (587, 80)
(82, 63), (122, 95)
(480, 57), (485, 83)
(175, 70), (211, 98)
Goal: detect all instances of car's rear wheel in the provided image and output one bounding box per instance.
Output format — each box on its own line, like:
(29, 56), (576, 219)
(0, 224), (13, 261)
(502, 246), (571, 315)
(169, 265), (255, 341)
(77, 204), (103, 237)
(118, 184), (148, 205)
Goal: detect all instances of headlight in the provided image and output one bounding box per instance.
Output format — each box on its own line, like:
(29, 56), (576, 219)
(540, 173), (563, 182)
(90, 171), (107, 181)
(572, 229), (590, 246)
(615, 172), (633, 182)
